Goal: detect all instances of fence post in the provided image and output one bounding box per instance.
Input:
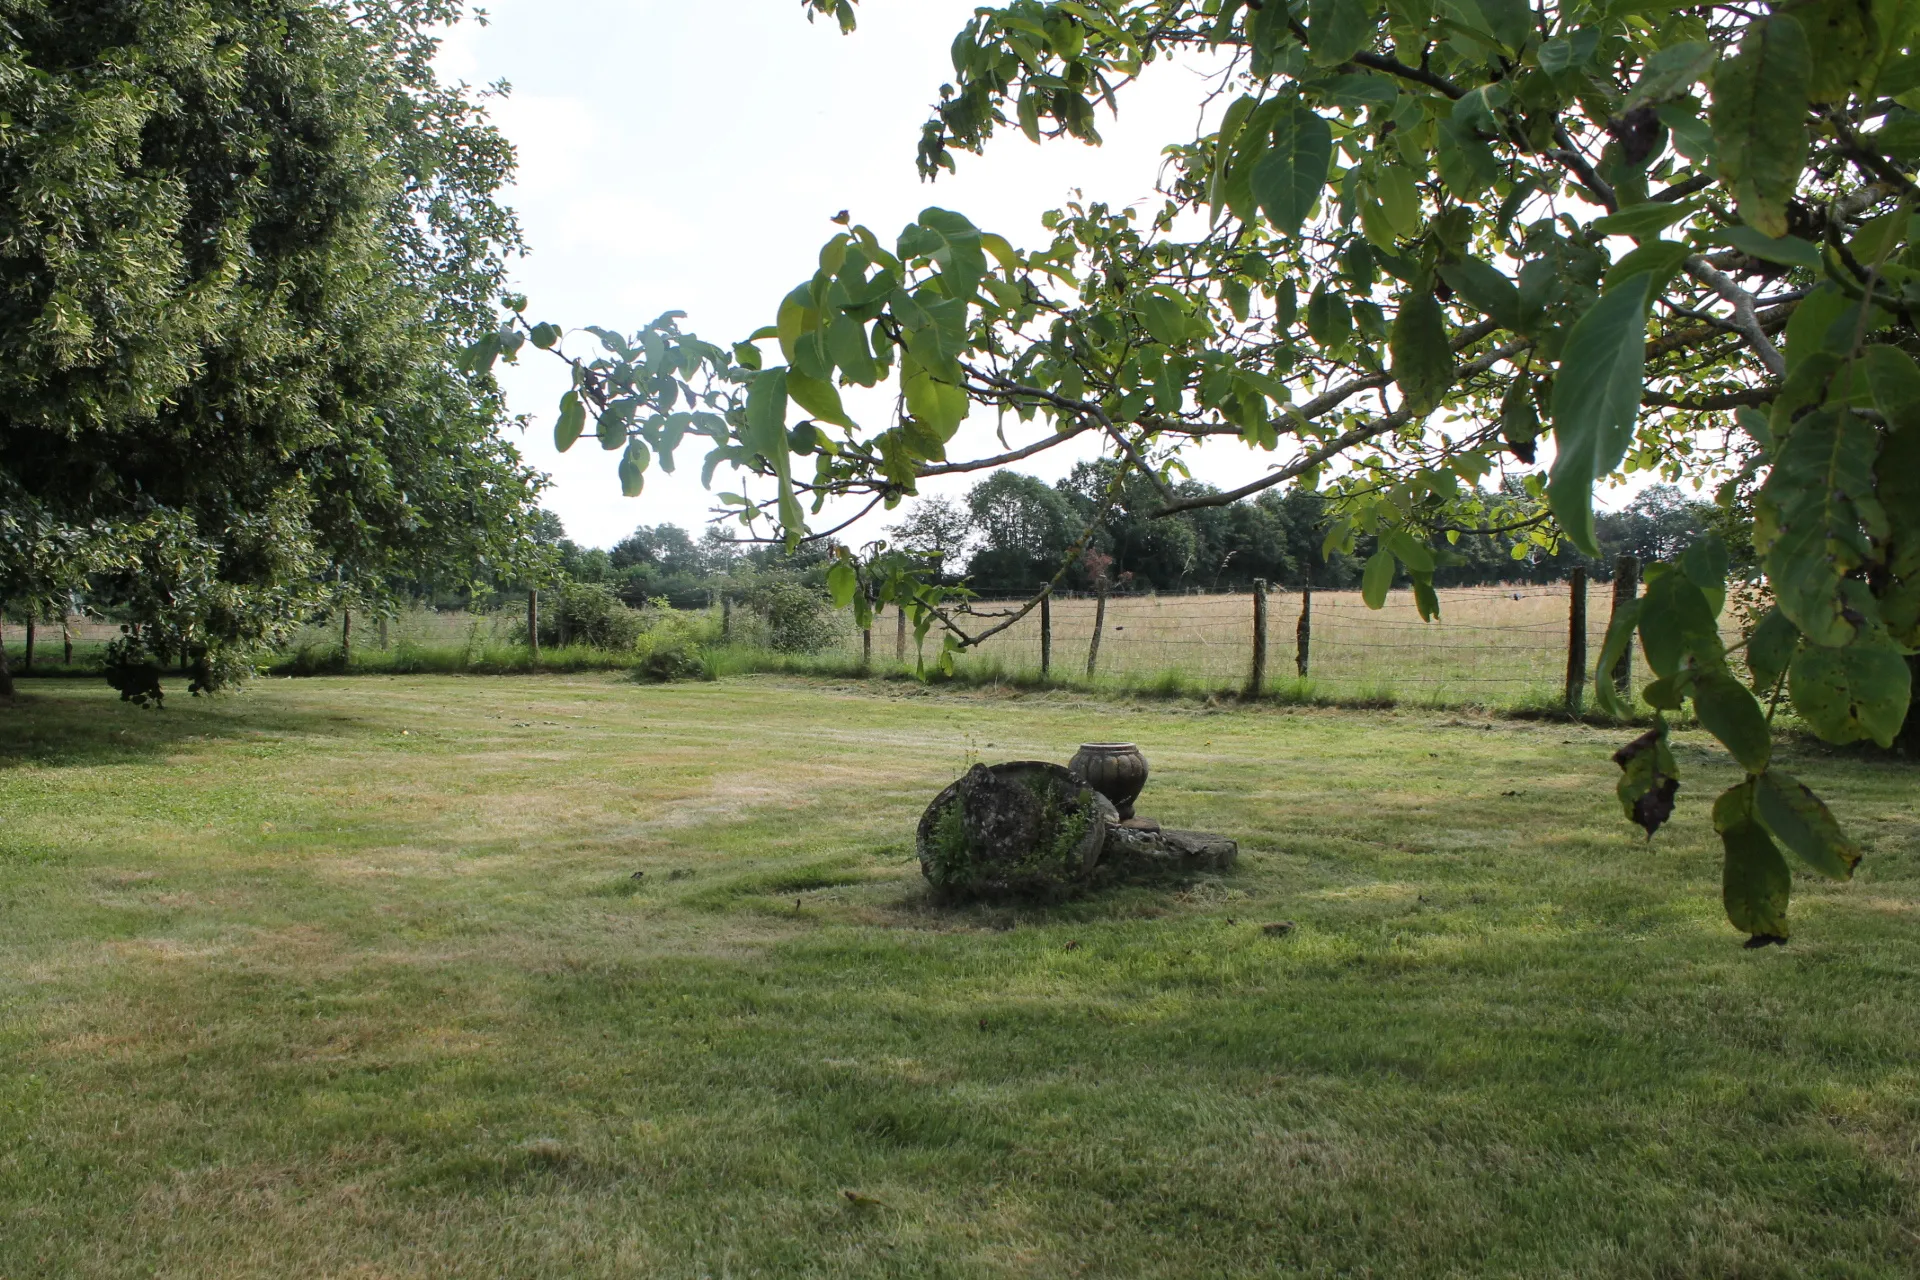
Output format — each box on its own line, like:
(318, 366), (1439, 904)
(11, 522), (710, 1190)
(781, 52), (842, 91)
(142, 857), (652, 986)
(527, 590), (539, 661)
(862, 612), (873, 669)
(721, 593), (732, 643)
(378, 614), (390, 651)
(1040, 592), (1052, 679)
(1249, 579), (1268, 697)
(896, 602), (907, 662)
(1565, 568), (1588, 714)
(341, 608), (351, 664)
(1086, 586), (1108, 677)
(23, 614), (33, 672)
(1296, 583), (1313, 678)
(63, 613), (73, 666)
(1610, 555), (1640, 697)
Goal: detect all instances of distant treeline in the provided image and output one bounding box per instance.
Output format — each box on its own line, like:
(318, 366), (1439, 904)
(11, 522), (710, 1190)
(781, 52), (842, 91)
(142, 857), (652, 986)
(542, 460), (1719, 607)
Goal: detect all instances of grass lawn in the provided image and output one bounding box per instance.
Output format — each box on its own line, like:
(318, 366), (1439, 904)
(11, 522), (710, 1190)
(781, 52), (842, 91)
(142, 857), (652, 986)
(2, 674), (1918, 1278)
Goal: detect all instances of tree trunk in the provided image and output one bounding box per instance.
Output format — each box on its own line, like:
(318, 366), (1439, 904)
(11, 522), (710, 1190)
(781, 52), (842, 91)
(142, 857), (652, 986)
(1902, 655), (1920, 757)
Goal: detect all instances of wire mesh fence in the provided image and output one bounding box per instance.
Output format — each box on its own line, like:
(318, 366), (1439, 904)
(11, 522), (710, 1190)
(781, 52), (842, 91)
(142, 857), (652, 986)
(834, 580), (1734, 709)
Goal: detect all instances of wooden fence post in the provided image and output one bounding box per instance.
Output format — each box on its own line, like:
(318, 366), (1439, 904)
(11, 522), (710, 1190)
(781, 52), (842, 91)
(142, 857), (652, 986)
(862, 611), (873, 669)
(62, 613), (73, 666)
(1610, 555), (1640, 697)
(1296, 583), (1313, 678)
(341, 608), (351, 665)
(527, 589), (539, 661)
(1040, 592), (1052, 678)
(23, 614), (33, 672)
(1249, 579), (1268, 697)
(0, 617), (12, 699)
(1086, 586), (1108, 677)
(1565, 568), (1588, 714)
(895, 603), (907, 662)
(378, 614), (390, 651)
(721, 593), (732, 642)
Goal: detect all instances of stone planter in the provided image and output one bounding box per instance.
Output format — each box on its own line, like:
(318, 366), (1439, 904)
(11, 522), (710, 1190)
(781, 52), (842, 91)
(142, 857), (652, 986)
(1069, 743), (1149, 820)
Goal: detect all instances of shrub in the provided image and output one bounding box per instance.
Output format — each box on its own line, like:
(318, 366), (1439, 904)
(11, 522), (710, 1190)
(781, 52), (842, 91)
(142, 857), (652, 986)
(525, 583), (644, 651)
(742, 578), (839, 653)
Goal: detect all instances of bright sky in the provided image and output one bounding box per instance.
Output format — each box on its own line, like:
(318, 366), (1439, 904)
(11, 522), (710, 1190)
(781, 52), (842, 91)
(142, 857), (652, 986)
(440, 1), (1639, 551)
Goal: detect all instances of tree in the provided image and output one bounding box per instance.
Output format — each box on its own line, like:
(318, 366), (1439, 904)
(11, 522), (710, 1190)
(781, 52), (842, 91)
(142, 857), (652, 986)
(886, 496), (975, 579)
(966, 472), (1077, 590)
(496, 0), (1919, 941)
(0, 0), (543, 702)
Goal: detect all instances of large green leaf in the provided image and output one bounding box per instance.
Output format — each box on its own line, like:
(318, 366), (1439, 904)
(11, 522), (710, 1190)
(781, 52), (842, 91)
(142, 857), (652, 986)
(897, 208), (988, 302)
(1753, 769), (1861, 880)
(617, 439), (649, 498)
(1306, 285), (1352, 346)
(554, 391), (586, 452)
(1437, 258), (1520, 330)
(1713, 783), (1791, 940)
(1594, 598), (1643, 720)
(1252, 103), (1333, 238)
(745, 368), (803, 535)
(1308, 0), (1374, 64)
(1389, 282), (1453, 415)
(786, 370), (855, 428)
(1746, 606), (1800, 693)
(1755, 404), (1884, 646)
(900, 352), (969, 441)
(1548, 273), (1653, 555)
(1709, 14), (1811, 238)
(1361, 548), (1395, 609)
(1789, 634), (1914, 747)
(1865, 343), (1920, 434)
(1693, 670), (1773, 772)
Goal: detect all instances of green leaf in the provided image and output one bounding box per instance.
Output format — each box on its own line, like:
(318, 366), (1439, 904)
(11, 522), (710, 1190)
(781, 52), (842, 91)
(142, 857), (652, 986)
(1308, 0), (1374, 65)
(1789, 634), (1914, 747)
(1384, 529), (1436, 574)
(1548, 273), (1654, 555)
(786, 370), (855, 428)
(529, 322), (561, 350)
(1594, 598), (1643, 719)
(745, 368), (803, 536)
(1389, 282), (1453, 415)
(1713, 783), (1791, 940)
(1754, 404), (1883, 647)
(1437, 259), (1520, 330)
(1637, 568), (1725, 679)
(1747, 607), (1800, 693)
(1625, 40), (1716, 111)
(1718, 226), (1824, 269)
(1865, 343), (1920, 434)
(1753, 769), (1861, 880)
(1603, 241), (1694, 295)
(826, 558), (859, 609)
(1306, 285), (1352, 347)
(1374, 166), (1421, 237)
(901, 352), (969, 442)
(1252, 102), (1334, 238)
(1361, 548), (1395, 609)
(899, 208), (988, 302)
(1798, 0), (1877, 101)
(1136, 292), (1192, 346)
(1589, 202), (1693, 240)
(617, 439), (649, 498)
(1709, 14), (1811, 239)
(1693, 670), (1773, 772)
(554, 391), (585, 452)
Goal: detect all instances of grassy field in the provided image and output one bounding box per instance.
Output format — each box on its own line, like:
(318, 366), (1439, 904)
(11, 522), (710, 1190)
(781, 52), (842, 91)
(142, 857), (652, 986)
(2, 675), (1917, 1277)
(9, 583), (1679, 712)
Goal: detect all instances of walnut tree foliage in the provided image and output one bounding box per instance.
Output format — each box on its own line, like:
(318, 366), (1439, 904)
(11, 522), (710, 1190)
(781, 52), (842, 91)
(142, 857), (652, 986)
(0, 0), (546, 702)
(485, 0), (1920, 941)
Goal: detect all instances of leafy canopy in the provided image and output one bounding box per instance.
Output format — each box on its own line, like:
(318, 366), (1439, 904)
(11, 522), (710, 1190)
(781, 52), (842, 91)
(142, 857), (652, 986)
(0, 0), (546, 700)
(489, 0), (1920, 941)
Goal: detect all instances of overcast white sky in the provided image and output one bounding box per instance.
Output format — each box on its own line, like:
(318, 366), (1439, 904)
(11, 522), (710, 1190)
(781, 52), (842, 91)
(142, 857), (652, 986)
(440, 1), (1623, 551)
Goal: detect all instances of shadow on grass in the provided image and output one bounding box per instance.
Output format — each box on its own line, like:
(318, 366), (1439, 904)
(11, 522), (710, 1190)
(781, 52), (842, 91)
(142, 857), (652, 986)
(0, 687), (367, 771)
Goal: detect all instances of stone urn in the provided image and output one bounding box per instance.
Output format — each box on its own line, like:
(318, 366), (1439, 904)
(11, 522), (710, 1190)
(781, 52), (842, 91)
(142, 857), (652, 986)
(1070, 743), (1149, 821)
